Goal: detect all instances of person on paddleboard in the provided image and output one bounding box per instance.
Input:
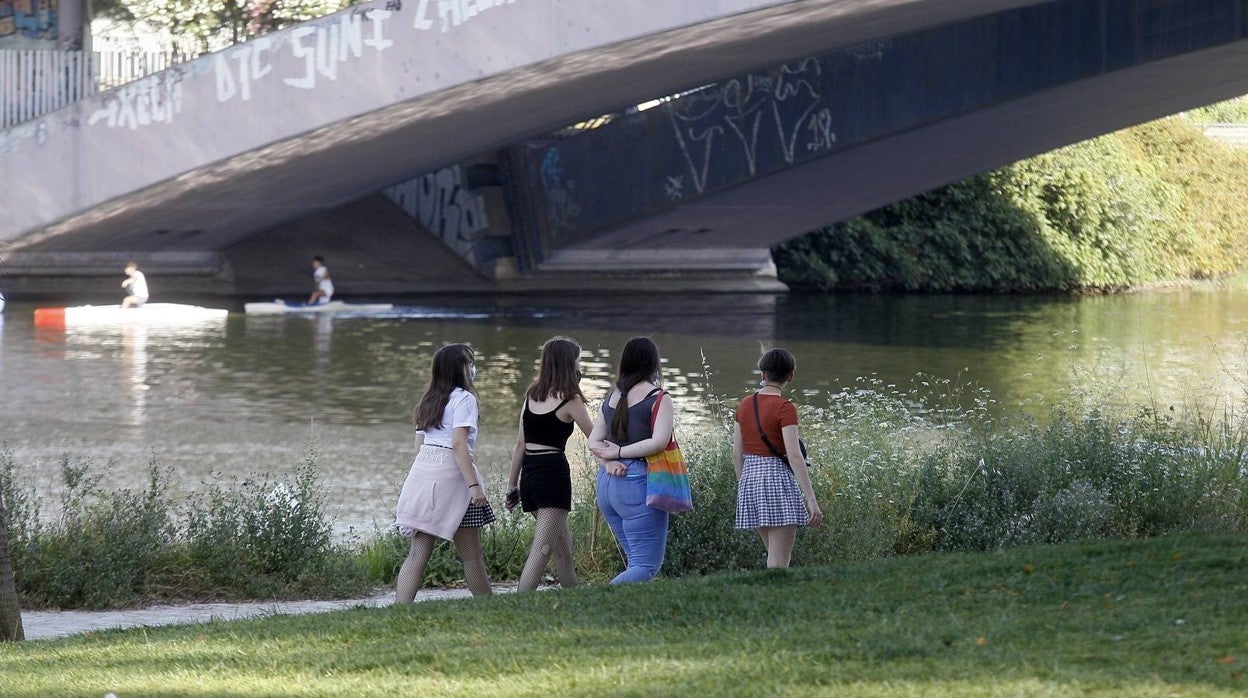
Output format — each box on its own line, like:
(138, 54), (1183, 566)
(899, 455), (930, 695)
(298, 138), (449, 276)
(121, 261), (149, 309)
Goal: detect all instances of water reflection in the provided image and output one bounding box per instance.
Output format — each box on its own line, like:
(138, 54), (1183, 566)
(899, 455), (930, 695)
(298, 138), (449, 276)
(122, 323), (149, 429)
(2, 290), (1248, 535)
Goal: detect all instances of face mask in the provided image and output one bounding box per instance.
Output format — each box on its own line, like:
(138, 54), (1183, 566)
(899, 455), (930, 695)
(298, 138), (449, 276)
(469, 365), (477, 382)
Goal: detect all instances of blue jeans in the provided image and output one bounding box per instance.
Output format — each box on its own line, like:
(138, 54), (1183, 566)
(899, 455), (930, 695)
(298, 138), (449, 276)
(596, 460), (670, 584)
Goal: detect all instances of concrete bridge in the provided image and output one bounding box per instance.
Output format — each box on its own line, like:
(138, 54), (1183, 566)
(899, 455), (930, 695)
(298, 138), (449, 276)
(4, 0), (1248, 298)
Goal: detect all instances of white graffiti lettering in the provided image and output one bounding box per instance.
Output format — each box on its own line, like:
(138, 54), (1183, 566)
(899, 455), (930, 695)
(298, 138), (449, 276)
(413, 0), (434, 30)
(88, 73), (185, 130)
(806, 108), (836, 152)
(416, 0), (518, 32)
(665, 175), (684, 200)
(285, 27), (319, 90)
(201, 12), (385, 100)
(845, 40), (891, 63)
(214, 38), (275, 102)
(282, 13), (381, 90)
(384, 165), (490, 259)
(667, 56), (834, 194)
(363, 9), (394, 52)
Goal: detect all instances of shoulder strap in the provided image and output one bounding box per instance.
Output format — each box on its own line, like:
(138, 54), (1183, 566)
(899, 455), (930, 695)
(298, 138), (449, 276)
(648, 389), (667, 430)
(752, 393), (787, 461)
(554, 397), (573, 411)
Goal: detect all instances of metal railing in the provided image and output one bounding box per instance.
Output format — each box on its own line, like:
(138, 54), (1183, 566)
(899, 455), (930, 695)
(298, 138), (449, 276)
(1, 49), (186, 129)
(95, 50), (185, 91)
(0, 50), (94, 129)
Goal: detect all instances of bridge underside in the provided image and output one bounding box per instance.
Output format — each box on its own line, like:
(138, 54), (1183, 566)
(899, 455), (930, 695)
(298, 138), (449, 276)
(10, 0), (1016, 255)
(5, 0), (1248, 296)
(547, 38), (1248, 265)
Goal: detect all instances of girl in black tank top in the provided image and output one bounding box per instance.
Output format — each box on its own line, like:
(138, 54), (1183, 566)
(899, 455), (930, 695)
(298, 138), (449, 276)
(507, 337), (609, 592)
(522, 397), (575, 451)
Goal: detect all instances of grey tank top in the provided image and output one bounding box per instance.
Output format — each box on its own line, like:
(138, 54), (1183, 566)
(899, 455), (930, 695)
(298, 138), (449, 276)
(599, 388), (660, 447)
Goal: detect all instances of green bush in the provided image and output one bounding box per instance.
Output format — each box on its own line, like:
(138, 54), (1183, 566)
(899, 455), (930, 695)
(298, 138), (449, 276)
(906, 406), (1248, 550)
(7, 457), (175, 608)
(774, 116), (1248, 292)
(5, 379), (1248, 607)
(182, 455), (338, 595)
(2, 450), (372, 608)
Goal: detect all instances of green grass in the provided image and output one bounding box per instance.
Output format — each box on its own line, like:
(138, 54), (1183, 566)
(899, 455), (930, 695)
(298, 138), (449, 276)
(3, 533), (1245, 696)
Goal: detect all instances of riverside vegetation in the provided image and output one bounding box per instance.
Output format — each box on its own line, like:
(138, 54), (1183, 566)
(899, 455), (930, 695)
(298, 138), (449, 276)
(2, 376), (1246, 609)
(773, 114), (1248, 292)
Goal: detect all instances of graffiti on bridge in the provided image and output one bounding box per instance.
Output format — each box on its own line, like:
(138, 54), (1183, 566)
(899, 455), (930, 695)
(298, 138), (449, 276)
(413, 0), (518, 33)
(89, 0), (524, 128)
(0, 0), (58, 45)
(88, 72), (185, 130)
(667, 57), (837, 197)
(384, 164), (489, 260)
(539, 148), (579, 233)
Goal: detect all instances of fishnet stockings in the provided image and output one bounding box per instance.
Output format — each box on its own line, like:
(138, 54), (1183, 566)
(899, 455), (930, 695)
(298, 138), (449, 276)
(517, 508), (577, 592)
(395, 528), (494, 603)
(395, 532), (436, 604)
(452, 527), (493, 597)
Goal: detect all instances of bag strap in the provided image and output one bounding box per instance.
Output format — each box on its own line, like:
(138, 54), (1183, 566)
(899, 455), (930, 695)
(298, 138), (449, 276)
(648, 388), (666, 430)
(752, 392), (788, 462)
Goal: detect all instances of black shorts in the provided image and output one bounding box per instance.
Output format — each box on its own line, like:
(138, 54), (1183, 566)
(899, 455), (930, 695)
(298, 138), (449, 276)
(519, 451), (572, 512)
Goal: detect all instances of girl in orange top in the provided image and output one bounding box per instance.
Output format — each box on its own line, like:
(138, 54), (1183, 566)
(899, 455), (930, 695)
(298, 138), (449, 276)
(732, 348), (823, 567)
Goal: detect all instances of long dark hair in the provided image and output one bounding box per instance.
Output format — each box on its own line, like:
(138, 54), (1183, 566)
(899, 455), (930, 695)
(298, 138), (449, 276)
(413, 343), (476, 430)
(609, 337), (661, 443)
(526, 337), (586, 403)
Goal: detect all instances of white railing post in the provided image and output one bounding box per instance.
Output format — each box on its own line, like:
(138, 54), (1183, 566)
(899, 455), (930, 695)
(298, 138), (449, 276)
(0, 48), (185, 129)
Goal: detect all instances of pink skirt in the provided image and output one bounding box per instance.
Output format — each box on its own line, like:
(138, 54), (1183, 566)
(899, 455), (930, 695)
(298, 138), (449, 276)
(395, 445), (483, 541)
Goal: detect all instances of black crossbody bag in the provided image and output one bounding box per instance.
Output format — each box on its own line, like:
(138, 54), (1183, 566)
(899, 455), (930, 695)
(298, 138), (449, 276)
(751, 393), (810, 472)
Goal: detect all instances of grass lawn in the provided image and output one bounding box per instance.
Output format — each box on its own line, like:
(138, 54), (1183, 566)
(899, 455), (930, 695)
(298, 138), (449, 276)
(2, 533), (1245, 697)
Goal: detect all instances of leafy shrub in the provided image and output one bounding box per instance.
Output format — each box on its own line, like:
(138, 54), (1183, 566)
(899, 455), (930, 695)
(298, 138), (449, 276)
(774, 116), (1248, 292)
(6, 377), (1248, 607)
(5, 451), (369, 608)
(12, 457), (175, 608)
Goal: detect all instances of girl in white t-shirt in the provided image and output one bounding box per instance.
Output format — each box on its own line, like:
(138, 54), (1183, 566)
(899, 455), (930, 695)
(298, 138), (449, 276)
(394, 343), (495, 602)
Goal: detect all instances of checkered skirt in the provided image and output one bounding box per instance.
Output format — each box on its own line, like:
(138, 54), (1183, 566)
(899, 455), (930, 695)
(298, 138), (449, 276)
(460, 501), (496, 528)
(735, 454), (808, 529)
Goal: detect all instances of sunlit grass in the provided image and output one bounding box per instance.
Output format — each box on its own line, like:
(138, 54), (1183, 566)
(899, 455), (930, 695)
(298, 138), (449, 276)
(2, 533), (1245, 696)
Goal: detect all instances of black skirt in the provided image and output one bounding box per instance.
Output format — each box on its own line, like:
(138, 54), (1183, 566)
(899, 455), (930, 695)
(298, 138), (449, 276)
(520, 451), (573, 512)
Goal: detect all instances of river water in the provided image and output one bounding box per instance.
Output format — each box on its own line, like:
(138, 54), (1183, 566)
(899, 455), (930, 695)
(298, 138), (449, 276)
(2, 290), (1247, 535)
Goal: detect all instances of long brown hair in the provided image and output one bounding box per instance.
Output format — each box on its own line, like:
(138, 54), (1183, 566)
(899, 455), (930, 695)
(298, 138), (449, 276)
(526, 337), (586, 403)
(609, 337), (661, 444)
(413, 343), (476, 430)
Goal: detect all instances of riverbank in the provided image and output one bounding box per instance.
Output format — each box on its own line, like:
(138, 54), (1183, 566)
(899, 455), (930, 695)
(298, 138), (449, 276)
(6, 385), (1246, 610)
(3, 533), (1244, 696)
(774, 115), (1248, 293)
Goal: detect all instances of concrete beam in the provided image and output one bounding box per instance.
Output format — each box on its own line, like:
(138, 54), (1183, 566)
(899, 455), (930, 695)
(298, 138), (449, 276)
(1, 0), (1040, 253)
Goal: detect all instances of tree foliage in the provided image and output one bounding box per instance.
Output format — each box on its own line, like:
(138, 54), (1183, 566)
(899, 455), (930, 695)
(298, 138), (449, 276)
(98, 0), (356, 55)
(774, 117), (1248, 293)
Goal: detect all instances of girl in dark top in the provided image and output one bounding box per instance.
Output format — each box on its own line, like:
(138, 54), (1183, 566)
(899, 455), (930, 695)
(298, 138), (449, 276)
(733, 348), (822, 568)
(506, 337), (611, 591)
(588, 337), (676, 583)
